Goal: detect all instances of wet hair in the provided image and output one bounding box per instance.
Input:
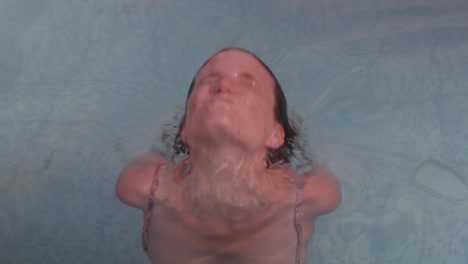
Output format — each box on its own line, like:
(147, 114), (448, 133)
(166, 47), (308, 167)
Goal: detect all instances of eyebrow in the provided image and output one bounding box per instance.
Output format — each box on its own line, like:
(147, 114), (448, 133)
(198, 71), (258, 82)
(199, 72), (222, 80)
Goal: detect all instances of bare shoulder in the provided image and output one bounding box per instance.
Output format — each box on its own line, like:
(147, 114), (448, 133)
(300, 165), (342, 218)
(115, 151), (167, 211)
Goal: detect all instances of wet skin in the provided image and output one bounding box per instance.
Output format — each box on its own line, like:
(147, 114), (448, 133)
(116, 49), (341, 263)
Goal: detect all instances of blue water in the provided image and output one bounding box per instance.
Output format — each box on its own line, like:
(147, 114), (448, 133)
(1, 0), (467, 263)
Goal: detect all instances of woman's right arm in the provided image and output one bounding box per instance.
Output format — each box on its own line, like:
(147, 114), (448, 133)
(115, 151), (166, 211)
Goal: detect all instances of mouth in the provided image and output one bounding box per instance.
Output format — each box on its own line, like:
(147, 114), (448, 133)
(213, 97), (234, 104)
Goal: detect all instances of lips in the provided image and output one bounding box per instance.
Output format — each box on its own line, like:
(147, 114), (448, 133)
(213, 96), (234, 104)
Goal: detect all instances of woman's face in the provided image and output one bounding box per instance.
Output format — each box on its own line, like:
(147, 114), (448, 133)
(182, 49), (283, 151)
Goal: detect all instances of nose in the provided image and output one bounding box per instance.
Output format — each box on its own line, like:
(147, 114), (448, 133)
(216, 75), (236, 94)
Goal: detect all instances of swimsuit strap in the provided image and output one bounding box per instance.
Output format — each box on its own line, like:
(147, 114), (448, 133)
(294, 184), (304, 264)
(142, 163), (164, 252)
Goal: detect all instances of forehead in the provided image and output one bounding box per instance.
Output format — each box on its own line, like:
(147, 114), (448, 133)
(197, 50), (274, 84)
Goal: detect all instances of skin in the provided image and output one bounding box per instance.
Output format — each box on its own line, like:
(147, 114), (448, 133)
(116, 50), (341, 264)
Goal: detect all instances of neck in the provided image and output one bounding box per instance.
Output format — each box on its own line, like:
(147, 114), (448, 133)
(187, 144), (268, 179)
(178, 144), (287, 221)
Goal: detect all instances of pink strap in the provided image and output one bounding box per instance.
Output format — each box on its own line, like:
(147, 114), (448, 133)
(294, 186), (303, 264)
(141, 163), (164, 252)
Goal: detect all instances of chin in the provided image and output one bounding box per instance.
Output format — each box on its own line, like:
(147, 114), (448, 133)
(197, 117), (239, 140)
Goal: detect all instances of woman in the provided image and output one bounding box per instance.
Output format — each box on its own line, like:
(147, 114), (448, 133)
(115, 47), (341, 264)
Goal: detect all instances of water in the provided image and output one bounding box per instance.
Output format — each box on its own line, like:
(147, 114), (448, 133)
(1, 0), (467, 263)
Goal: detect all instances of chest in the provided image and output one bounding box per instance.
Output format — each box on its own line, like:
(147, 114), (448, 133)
(145, 187), (314, 264)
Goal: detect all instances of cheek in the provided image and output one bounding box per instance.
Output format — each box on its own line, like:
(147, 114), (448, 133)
(186, 91), (205, 113)
(245, 102), (275, 131)
(184, 90), (210, 128)
(255, 96), (276, 121)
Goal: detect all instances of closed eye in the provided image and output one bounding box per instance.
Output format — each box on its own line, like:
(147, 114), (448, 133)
(197, 73), (221, 86)
(238, 72), (257, 88)
(196, 72), (259, 89)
